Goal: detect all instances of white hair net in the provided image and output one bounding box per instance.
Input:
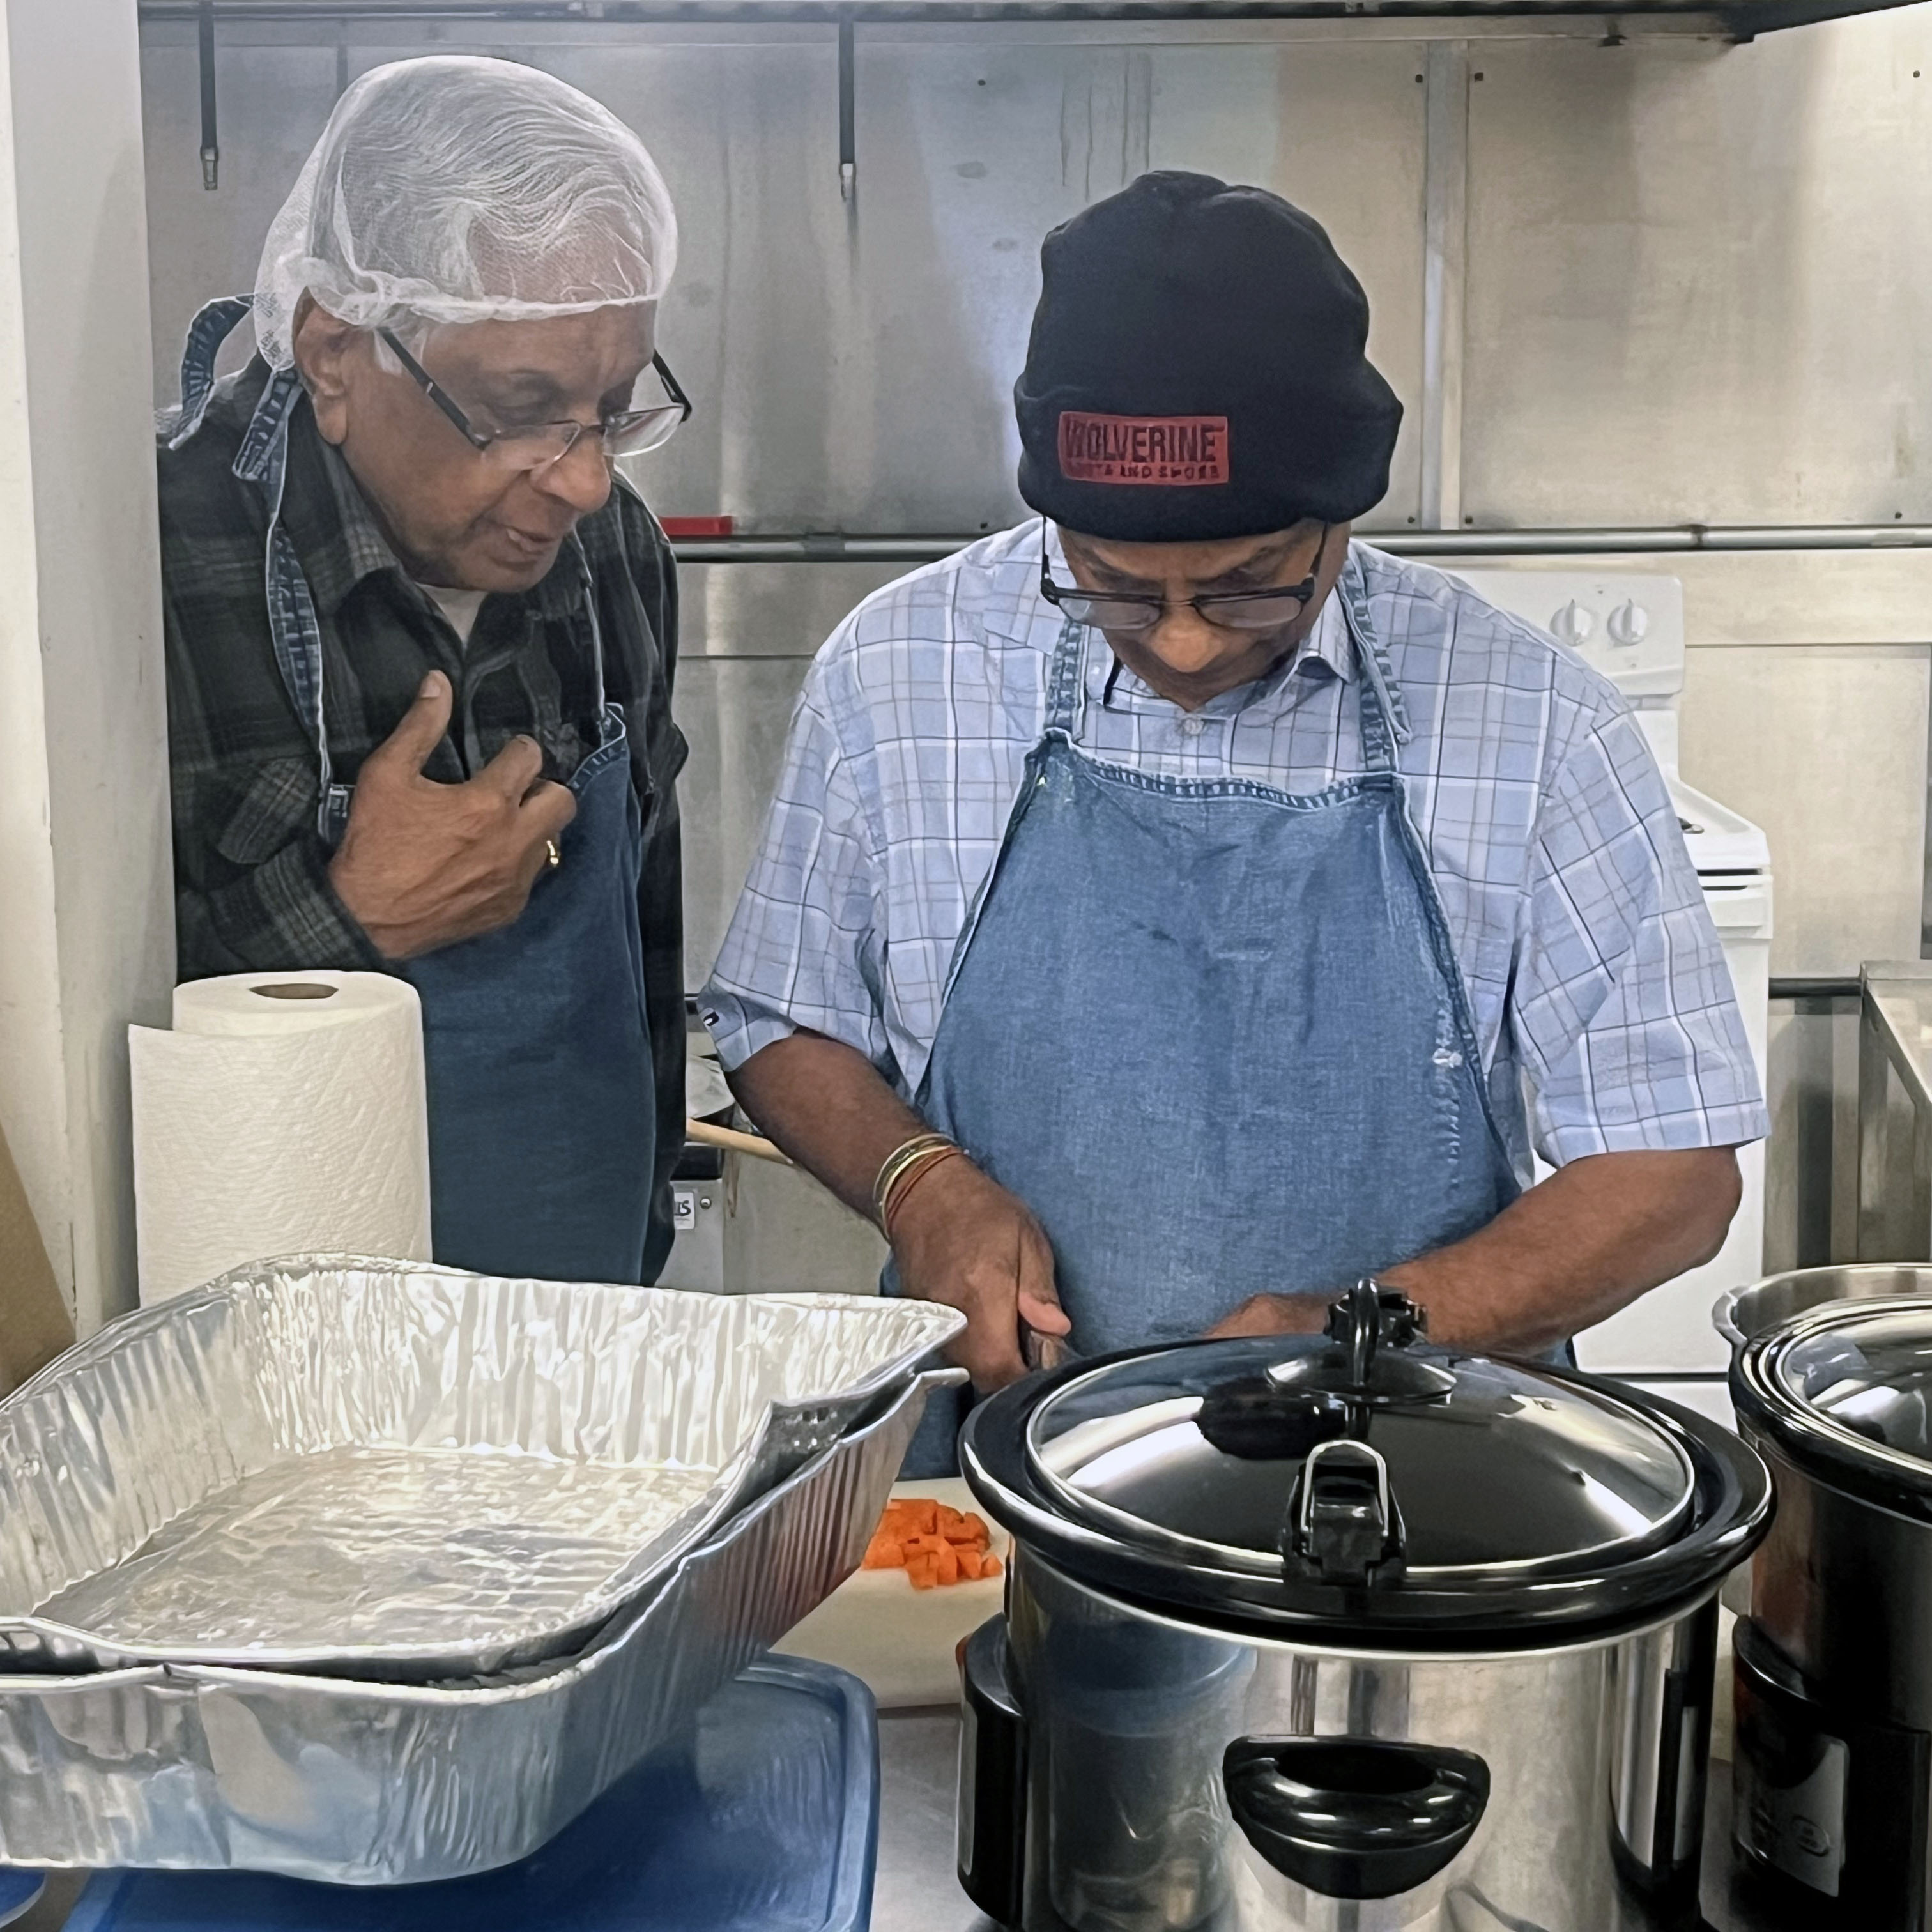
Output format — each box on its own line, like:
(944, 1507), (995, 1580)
(253, 55), (678, 369)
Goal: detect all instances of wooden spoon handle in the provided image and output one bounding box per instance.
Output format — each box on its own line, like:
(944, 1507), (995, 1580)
(684, 1118), (793, 1166)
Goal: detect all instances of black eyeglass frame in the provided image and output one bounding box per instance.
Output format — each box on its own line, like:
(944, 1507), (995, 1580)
(378, 326), (693, 464)
(1038, 519), (1333, 634)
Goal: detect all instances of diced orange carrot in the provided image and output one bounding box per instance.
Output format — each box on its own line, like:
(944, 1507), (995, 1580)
(862, 1495), (1001, 1586)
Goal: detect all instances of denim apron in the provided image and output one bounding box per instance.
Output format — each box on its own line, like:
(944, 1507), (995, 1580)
(901, 553), (1521, 1473)
(171, 298), (656, 1284)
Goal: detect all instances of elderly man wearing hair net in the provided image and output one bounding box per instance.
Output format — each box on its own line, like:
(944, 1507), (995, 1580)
(158, 57), (690, 1285)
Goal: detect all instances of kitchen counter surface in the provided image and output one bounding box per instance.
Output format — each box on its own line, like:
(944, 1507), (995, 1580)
(873, 1706), (1797, 1932)
(10, 1706), (1795, 1931)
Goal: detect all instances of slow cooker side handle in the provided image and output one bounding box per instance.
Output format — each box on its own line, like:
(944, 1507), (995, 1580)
(1222, 1736), (1491, 1902)
(958, 1616), (1028, 1928)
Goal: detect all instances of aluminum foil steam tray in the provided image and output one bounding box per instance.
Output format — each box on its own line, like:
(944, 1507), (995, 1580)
(0, 1259), (963, 1680)
(0, 1367), (960, 1882)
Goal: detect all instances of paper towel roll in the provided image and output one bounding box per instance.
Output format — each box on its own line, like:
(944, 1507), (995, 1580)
(130, 970), (432, 1306)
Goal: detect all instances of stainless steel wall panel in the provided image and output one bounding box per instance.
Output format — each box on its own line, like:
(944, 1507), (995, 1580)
(675, 653), (815, 986)
(830, 34), (1429, 532)
(1678, 643), (1929, 976)
(677, 559), (906, 657)
(1462, 17), (1932, 526)
(674, 561), (907, 985)
(544, 38), (855, 532)
(141, 26), (1427, 530)
(142, 37), (341, 390)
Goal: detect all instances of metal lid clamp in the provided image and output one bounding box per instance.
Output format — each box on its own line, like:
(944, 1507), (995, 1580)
(1285, 1437), (1407, 1587)
(1278, 1282), (1422, 1586)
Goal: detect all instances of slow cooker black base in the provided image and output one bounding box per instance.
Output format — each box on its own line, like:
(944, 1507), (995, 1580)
(1733, 1617), (1932, 1930)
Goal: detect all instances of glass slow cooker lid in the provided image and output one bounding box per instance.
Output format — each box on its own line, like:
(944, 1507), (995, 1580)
(1735, 1296), (1932, 1506)
(1025, 1284), (1696, 1585)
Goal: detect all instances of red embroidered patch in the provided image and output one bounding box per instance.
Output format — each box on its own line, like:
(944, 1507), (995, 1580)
(1057, 411), (1230, 487)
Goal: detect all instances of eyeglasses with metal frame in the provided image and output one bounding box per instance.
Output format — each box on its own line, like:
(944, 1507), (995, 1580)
(379, 327), (693, 472)
(1037, 520), (1332, 634)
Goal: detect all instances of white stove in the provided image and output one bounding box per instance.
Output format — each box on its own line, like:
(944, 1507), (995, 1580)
(1452, 570), (1772, 1407)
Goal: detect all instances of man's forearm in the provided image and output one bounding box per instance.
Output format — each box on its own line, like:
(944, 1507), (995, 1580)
(723, 1031), (931, 1223)
(1380, 1147), (1743, 1355)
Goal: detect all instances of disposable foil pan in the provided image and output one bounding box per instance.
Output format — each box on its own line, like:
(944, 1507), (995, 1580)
(0, 1367), (960, 1883)
(0, 1259), (962, 1680)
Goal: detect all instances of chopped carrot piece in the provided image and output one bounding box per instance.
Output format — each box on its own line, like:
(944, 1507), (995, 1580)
(860, 1495), (1001, 1586)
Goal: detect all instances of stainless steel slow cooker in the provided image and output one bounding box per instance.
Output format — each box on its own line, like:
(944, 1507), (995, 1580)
(1719, 1268), (1932, 1928)
(958, 1282), (1773, 1932)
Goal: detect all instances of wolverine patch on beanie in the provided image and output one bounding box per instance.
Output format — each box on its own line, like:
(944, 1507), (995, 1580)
(1014, 172), (1402, 542)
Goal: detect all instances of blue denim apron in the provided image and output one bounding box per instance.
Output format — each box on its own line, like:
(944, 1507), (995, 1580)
(171, 298), (656, 1284)
(901, 555), (1521, 1473)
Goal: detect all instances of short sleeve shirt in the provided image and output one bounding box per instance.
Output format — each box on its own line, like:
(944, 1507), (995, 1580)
(701, 522), (1768, 1174)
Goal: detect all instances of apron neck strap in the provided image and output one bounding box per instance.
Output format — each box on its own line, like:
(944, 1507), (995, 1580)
(1335, 547), (1409, 774)
(1043, 617), (1088, 735)
(167, 295), (254, 450)
(569, 533), (611, 720)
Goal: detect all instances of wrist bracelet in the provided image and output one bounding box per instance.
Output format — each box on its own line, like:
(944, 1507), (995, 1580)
(882, 1144), (964, 1241)
(873, 1135), (956, 1227)
(871, 1131), (958, 1229)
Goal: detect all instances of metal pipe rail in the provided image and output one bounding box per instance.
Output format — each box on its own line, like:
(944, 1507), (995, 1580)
(664, 524), (1932, 565)
(135, 0), (1909, 31)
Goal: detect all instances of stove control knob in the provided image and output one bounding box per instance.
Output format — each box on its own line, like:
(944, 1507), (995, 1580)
(1549, 600), (1595, 647)
(1607, 601), (1650, 647)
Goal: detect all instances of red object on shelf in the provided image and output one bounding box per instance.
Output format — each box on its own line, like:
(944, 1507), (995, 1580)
(658, 516), (737, 539)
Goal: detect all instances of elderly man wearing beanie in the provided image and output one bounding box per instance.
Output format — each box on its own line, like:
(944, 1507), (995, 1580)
(703, 172), (1766, 1471)
(160, 59), (689, 1285)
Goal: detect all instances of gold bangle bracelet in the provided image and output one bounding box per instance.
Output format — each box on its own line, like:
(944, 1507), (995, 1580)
(882, 1145), (963, 1239)
(872, 1138), (954, 1226)
(871, 1131), (957, 1227)
(878, 1143), (962, 1230)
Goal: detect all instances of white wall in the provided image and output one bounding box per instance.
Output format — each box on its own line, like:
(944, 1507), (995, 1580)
(0, 0), (171, 1333)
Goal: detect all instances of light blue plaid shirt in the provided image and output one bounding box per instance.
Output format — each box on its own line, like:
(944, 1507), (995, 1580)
(702, 523), (1768, 1174)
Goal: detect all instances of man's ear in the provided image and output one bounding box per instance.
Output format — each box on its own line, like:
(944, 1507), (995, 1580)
(290, 293), (362, 447)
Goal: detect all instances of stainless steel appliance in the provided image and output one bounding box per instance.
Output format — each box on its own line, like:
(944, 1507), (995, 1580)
(957, 1282), (1772, 1931)
(1719, 1264), (1932, 1928)
(1859, 965), (1932, 1264)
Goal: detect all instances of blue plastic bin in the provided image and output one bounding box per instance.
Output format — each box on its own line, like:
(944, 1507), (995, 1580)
(61, 1657), (878, 1932)
(0, 1870), (43, 1926)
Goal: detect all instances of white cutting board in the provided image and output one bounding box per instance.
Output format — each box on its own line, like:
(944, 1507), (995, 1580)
(775, 1478), (1009, 1708)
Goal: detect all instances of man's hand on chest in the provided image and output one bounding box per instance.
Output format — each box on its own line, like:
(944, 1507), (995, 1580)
(326, 671), (578, 960)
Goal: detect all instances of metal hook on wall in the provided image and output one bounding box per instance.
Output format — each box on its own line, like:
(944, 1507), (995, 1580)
(197, 0), (219, 190)
(838, 14), (855, 203)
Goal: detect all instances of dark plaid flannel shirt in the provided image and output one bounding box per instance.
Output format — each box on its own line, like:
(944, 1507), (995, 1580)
(158, 357), (687, 1278)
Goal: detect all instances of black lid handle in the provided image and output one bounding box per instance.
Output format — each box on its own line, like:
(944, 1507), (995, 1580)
(1284, 1437), (1406, 1586)
(1223, 1736), (1490, 1901)
(1324, 1277), (1428, 1384)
